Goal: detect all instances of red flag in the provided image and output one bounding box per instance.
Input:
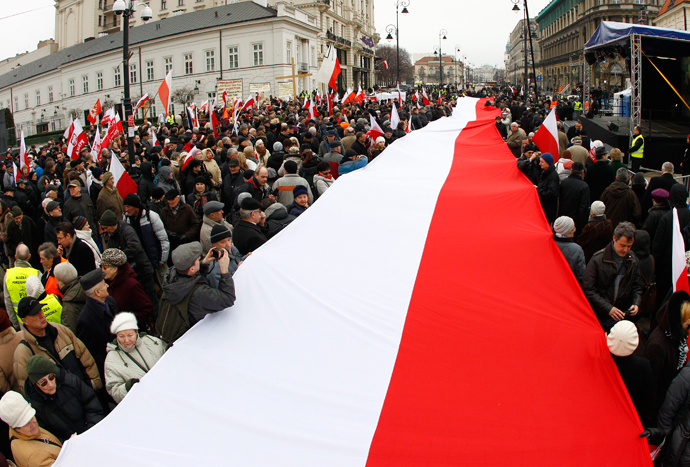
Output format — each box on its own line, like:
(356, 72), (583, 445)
(342, 88), (355, 105)
(422, 88), (430, 106)
(222, 91), (228, 111)
(211, 110), (220, 138)
(327, 91), (333, 116)
(87, 99), (102, 125)
(158, 69), (173, 117)
(672, 208), (689, 293)
(109, 155), (138, 199)
(67, 119), (88, 160)
(356, 85), (365, 105)
(531, 108), (560, 162)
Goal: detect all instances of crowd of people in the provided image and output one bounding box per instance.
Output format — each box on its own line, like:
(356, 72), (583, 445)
(0, 85), (686, 464)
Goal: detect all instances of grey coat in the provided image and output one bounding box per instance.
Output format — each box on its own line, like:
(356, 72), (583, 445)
(163, 265), (236, 325)
(553, 235), (586, 284)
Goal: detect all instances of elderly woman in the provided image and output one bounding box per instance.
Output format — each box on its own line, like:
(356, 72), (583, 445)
(202, 148), (222, 187)
(22, 355), (104, 443)
(101, 249), (154, 332)
(104, 312), (167, 403)
(255, 139), (270, 166)
(0, 391), (62, 466)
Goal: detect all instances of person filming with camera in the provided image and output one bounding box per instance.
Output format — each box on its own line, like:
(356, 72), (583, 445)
(202, 225), (243, 289)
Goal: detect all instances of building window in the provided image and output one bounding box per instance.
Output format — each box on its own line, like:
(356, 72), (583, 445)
(228, 46), (238, 69)
(113, 15), (118, 26)
(207, 92), (216, 100)
(130, 64), (137, 83)
(206, 50), (215, 72)
(184, 53), (193, 74)
(69, 79), (75, 97)
(114, 67), (121, 86)
(164, 57), (173, 75)
(178, 0), (184, 6)
(161, 0), (167, 9)
(253, 43), (263, 66)
(296, 44), (301, 64)
(24, 93), (28, 109)
(103, 0), (108, 8)
(97, 72), (103, 90)
(82, 75), (89, 93)
(286, 41), (292, 62)
(311, 46), (316, 67)
(146, 60), (154, 80)
(48, 86), (53, 103)
(13, 97), (18, 112)
(35, 90), (40, 106)
(99, 0), (102, 7)
(98, 15), (102, 26)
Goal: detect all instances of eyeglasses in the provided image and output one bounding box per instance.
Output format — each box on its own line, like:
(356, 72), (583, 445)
(37, 373), (55, 388)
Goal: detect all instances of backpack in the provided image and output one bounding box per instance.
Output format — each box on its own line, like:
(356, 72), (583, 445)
(156, 284), (201, 344)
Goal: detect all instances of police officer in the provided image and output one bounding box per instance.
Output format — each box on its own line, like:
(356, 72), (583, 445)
(629, 125), (644, 173)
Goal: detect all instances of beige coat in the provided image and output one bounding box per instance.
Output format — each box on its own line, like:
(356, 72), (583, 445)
(9, 425), (61, 467)
(0, 327), (22, 393)
(203, 159), (222, 185)
(104, 334), (167, 403)
(96, 185), (124, 220)
(13, 323), (102, 393)
(506, 127), (527, 158)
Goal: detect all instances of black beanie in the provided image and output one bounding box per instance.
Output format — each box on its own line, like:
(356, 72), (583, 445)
(123, 193), (141, 208)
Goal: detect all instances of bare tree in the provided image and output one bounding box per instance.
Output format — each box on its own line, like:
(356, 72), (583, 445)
(171, 87), (192, 105)
(376, 44), (414, 86)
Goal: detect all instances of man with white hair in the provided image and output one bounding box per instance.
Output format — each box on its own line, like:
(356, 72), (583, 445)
(506, 122), (526, 158)
(3, 244), (40, 328)
(641, 161), (678, 214)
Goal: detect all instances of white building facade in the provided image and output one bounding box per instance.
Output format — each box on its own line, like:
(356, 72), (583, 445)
(1, 2), (320, 137)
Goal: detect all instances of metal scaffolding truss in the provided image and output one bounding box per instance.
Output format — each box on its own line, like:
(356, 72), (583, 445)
(630, 33), (642, 146)
(582, 52), (589, 112)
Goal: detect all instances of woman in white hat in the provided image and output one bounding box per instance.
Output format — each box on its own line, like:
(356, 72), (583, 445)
(104, 312), (167, 404)
(0, 391), (61, 466)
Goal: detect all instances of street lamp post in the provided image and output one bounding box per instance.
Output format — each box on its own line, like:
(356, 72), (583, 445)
(112, 0), (152, 165)
(385, 0), (410, 85)
(455, 45), (462, 88)
(511, 0), (538, 96)
(433, 29), (447, 88)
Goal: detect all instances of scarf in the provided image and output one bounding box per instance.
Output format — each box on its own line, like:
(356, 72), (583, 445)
(666, 329), (689, 370)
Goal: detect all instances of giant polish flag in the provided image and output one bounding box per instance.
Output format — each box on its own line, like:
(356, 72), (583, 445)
(108, 156), (138, 199)
(672, 207), (689, 293)
(532, 107), (560, 162)
(54, 98), (652, 467)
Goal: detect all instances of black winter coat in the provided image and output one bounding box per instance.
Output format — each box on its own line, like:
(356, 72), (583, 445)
(233, 220), (268, 255)
(653, 185), (690, 300)
(642, 172), (677, 215)
(585, 161), (616, 201)
(137, 162), (156, 203)
(558, 174), (590, 233)
(582, 241), (643, 331)
(642, 203), (670, 245)
(104, 221), (154, 278)
(24, 370), (104, 443)
(66, 236), (97, 277)
(612, 354), (655, 428)
(62, 194), (98, 237)
(537, 165), (560, 224)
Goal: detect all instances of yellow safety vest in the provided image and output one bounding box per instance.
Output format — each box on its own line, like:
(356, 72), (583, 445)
(40, 294), (62, 324)
(631, 134), (644, 159)
(5, 266), (40, 316)
(574, 102), (582, 111)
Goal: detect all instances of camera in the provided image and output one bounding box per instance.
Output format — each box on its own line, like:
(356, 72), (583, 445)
(211, 248), (223, 260)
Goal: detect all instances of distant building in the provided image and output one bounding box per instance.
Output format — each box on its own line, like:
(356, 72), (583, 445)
(0, 2), (319, 137)
(654, 0), (690, 29)
(0, 41), (59, 78)
(414, 56), (459, 86)
(507, 18), (541, 88)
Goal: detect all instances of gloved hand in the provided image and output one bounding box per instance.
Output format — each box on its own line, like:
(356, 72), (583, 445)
(639, 427), (666, 445)
(124, 378), (140, 391)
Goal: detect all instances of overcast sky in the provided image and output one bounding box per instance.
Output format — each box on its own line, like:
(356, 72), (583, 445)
(1, 0), (554, 68)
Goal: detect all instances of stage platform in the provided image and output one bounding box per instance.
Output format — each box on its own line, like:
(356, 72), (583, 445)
(577, 115), (689, 171)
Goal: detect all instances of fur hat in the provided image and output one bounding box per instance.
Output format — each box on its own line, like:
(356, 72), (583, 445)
(110, 312), (139, 335)
(101, 248), (127, 268)
(53, 262), (78, 285)
(0, 391), (35, 429)
(607, 321), (639, 357)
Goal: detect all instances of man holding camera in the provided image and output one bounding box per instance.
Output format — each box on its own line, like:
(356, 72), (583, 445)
(202, 225), (243, 288)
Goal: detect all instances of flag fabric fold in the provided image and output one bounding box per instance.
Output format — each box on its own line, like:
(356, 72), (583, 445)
(316, 45), (341, 90)
(672, 207), (689, 293)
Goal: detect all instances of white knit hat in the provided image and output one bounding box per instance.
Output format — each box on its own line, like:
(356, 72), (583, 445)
(0, 391), (35, 429)
(553, 216), (575, 236)
(607, 321), (639, 357)
(25, 275), (44, 299)
(110, 312), (138, 335)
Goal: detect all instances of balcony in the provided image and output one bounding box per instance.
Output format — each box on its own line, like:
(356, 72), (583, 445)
(326, 30), (351, 47)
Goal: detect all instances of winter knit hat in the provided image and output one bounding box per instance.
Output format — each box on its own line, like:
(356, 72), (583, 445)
(123, 193), (141, 208)
(101, 248), (127, 268)
(553, 216), (575, 236)
(607, 321), (639, 357)
(26, 355), (59, 385)
(10, 206), (22, 218)
(210, 224), (232, 244)
(591, 201), (605, 216)
(110, 312), (139, 335)
(53, 262), (78, 285)
(100, 209), (119, 226)
(72, 215), (88, 231)
(0, 391), (35, 429)
(25, 275), (45, 299)
(293, 185), (308, 198)
(102, 172), (113, 185)
(273, 142), (283, 152)
(540, 153), (554, 166)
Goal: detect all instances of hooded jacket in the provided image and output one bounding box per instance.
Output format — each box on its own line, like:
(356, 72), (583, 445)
(264, 203), (295, 239)
(104, 334), (166, 403)
(58, 278), (86, 333)
(24, 369), (104, 442)
(156, 166), (180, 195)
(104, 221), (155, 279)
(137, 162), (156, 203)
(600, 180), (641, 229)
(162, 266), (235, 326)
(537, 164), (560, 224)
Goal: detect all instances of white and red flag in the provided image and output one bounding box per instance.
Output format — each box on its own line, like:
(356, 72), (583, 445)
(366, 114), (384, 143)
(158, 69), (173, 117)
(531, 107), (560, 162)
(390, 102), (400, 131)
(342, 88), (355, 105)
(381, 60), (388, 70)
(200, 100), (209, 113)
(180, 147), (201, 172)
(55, 97), (654, 467)
(18, 130), (28, 171)
(355, 85), (365, 105)
(316, 44), (341, 90)
(63, 115), (74, 141)
(397, 85), (402, 107)
(67, 119), (88, 160)
(101, 108), (115, 127)
(87, 99), (102, 125)
(673, 207), (690, 293)
(308, 99), (317, 120)
(108, 155), (138, 199)
(239, 93), (255, 113)
(90, 127), (102, 163)
(422, 88), (430, 106)
(134, 94), (149, 113)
